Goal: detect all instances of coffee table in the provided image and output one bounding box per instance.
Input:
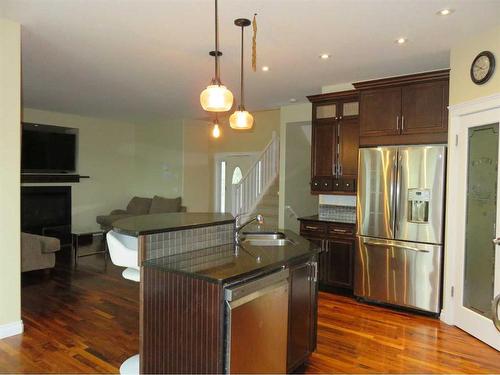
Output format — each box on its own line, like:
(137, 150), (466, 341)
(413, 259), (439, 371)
(72, 227), (106, 267)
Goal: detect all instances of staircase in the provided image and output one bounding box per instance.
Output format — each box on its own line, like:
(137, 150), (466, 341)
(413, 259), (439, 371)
(232, 132), (280, 229)
(249, 176), (279, 229)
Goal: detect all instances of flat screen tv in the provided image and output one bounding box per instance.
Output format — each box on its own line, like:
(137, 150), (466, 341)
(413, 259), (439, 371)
(21, 123), (77, 173)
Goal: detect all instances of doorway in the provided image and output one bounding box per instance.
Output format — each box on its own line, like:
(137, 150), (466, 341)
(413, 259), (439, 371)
(214, 153), (258, 214)
(445, 98), (500, 350)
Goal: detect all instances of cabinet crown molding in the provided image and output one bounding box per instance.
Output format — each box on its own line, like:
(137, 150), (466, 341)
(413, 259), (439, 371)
(307, 89), (358, 103)
(353, 69), (450, 91)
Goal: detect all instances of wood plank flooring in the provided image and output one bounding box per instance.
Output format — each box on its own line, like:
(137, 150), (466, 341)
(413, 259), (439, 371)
(0, 254), (498, 374)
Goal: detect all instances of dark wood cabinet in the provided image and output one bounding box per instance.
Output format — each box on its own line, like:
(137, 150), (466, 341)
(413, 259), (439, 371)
(320, 239), (354, 289)
(299, 219), (355, 294)
(354, 70), (449, 146)
(307, 90), (360, 195)
(359, 87), (401, 137)
(401, 80), (449, 135)
(287, 261), (317, 373)
(311, 121), (335, 178)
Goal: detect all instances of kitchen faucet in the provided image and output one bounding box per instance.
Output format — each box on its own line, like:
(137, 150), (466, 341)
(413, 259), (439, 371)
(234, 214), (264, 245)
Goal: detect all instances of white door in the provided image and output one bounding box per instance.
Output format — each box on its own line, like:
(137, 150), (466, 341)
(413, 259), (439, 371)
(216, 154), (256, 214)
(454, 107), (500, 350)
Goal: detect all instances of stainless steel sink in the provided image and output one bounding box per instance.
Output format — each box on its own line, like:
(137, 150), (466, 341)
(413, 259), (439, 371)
(242, 238), (295, 247)
(241, 232), (286, 240)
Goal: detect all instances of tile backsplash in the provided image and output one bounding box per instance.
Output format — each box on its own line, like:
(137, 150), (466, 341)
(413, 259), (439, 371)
(144, 223), (235, 261)
(319, 204), (356, 223)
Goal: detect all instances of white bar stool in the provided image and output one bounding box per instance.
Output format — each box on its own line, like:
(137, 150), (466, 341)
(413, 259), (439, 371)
(106, 230), (140, 374)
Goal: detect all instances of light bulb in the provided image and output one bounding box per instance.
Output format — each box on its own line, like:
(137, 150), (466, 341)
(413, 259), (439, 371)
(229, 110), (254, 130)
(212, 123), (221, 138)
(200, 84), (234, 112)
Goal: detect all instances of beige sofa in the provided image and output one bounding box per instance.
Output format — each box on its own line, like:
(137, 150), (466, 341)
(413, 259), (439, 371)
(21, 232), (61, 272)
(96, 196), (186, 231)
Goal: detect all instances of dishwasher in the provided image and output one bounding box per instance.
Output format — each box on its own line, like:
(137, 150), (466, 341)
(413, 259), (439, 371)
(224, 269), (289, 374)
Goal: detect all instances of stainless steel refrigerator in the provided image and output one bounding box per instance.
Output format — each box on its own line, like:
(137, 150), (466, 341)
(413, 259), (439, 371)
(355, 145), (446, 313)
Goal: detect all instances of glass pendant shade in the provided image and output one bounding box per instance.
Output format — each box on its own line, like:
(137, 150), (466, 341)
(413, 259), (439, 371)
(200, 84), (234, 112)
(229, 109), (254, 130)
(211, 123), (221, 138)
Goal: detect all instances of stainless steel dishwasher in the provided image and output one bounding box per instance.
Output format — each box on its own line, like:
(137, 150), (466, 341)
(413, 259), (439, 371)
(224, 269), (289, 374)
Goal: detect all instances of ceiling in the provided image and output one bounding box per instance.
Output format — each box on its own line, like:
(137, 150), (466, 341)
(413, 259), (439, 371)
(1, 0), (500, 124)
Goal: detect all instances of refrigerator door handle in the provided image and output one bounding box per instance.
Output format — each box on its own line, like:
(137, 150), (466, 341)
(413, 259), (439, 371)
(391, 151), (399, 237)
(363, 239), (430, 253)
(394, 152), (402, 235)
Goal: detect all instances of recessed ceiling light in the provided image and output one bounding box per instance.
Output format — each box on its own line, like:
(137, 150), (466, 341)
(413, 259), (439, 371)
(437, 8), (454, 16)
(262, 66), (270, 72)
(289, 98), (297, 103)
(319, 53), (331, 60)
(395, 37), (408, 45)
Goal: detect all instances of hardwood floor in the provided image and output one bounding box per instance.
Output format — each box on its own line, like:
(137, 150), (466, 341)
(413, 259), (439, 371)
(0, 254), (498, 374)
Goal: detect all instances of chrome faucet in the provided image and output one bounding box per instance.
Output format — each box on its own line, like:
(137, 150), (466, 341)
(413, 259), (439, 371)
(234, 214), (264, 245)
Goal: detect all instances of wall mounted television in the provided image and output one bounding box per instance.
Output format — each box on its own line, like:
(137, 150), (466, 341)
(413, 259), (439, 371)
(21, 123), (78, 174)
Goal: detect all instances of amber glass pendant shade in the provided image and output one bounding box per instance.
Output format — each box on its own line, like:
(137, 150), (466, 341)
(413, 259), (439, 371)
(200, 84), (233, 112)
(229, 109), (254, 130)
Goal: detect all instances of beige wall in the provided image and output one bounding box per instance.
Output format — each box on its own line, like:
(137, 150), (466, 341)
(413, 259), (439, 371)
(278, 103), (313, 228)
(182, 119), (211, 212)
(450, 25), (500, 105)
(283, 122), (318, 233)
(133, 120), (183, 199)
(0, 18), (21, 329)
(182, 109), (280, 213)
(22, 109), (137, 229)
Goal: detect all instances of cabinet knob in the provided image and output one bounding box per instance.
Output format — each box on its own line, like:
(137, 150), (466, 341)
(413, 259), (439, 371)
(324, 183), (328, 187)
(346, 183), (350, 187)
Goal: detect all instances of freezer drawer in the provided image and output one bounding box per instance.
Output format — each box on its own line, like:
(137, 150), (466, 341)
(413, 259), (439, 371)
(354, 236), (442, 313)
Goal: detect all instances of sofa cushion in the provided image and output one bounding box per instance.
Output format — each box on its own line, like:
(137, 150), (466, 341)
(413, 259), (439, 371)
(96, 213), (133, 228)
(149, 196), (182, 214)
(126, 196), (152, 215)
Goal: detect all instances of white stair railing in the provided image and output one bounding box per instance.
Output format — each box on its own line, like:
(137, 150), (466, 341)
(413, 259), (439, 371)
(232, 132), (279, 217)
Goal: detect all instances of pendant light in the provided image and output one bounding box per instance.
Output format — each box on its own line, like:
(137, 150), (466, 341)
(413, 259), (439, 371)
(200, 0), (233, 112)
(229, 18), (254, 130)
(211, 115), (221, 139)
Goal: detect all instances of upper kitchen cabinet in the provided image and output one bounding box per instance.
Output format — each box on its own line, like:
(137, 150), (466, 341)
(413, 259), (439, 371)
(354, 70), (449, 146)
(307, 90), (359, 195)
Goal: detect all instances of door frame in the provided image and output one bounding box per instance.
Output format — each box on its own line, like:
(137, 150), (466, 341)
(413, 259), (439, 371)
(213, 152), (258, 213)
(442, 93), (500, 337)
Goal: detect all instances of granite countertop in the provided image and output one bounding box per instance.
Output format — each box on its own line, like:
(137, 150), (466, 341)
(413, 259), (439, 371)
(143, 230), (321, 284)
(298, 215), (356, 225)
(112, 212), (235, 236)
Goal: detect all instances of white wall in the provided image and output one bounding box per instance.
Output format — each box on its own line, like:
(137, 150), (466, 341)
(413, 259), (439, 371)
(22, 109), (137, 229)
(0, 17), (22, 336)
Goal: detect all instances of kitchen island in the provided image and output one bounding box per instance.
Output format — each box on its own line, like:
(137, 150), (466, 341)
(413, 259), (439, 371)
(112, 213), (320, 374)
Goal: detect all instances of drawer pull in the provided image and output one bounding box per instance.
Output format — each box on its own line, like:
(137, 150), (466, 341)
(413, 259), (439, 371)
(305, 225), (320, 230)
(332, 228), (348, 233)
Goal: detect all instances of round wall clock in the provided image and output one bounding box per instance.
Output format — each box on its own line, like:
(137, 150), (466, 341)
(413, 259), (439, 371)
(470, 51), (495, 85)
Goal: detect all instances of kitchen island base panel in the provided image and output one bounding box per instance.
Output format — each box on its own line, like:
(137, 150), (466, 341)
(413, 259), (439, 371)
(140, 267), (223, 374)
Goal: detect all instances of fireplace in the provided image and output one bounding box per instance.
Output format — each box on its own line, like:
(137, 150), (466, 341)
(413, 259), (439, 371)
(21, 186), (72, 246)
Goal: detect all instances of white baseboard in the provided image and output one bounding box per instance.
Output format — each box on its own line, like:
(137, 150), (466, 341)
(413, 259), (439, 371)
(0, 320), (23, 339)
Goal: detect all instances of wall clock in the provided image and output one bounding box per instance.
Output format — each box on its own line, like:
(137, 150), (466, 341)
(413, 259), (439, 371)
(470, 51), (495, 85)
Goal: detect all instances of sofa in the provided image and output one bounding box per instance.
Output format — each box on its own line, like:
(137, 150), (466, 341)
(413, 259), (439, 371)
(96, 196), (186, 231)
(21, 232), (61, 272)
